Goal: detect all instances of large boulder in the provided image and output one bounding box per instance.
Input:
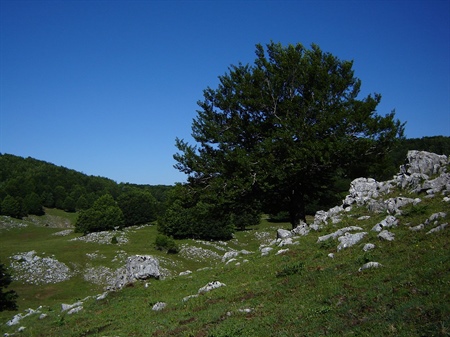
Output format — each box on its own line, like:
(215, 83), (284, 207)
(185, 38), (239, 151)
(111, 255), (160, 289)
(405, 150), (448, 176)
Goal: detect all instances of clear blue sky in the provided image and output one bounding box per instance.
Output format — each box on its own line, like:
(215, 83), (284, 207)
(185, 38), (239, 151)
(1, 0), (449, 185)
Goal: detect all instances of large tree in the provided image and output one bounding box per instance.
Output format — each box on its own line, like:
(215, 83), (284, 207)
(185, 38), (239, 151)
(174, 42), (404, 229)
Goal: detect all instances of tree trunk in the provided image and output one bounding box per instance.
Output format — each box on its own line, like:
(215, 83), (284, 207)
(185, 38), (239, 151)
(289, 189), (306, 229)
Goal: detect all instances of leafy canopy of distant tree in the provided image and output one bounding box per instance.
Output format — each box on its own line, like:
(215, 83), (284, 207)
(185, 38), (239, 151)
(167, 41), (406, 235)
(0, 154), (173, 224)
(75, 194), (124, 234)
(0, 261), (18, 312)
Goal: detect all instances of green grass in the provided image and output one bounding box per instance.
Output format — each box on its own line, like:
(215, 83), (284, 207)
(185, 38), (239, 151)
(1, 198), (449, 336)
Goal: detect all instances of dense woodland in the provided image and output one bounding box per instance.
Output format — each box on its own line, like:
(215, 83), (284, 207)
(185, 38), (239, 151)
(0, 153), (171, 232)
(1, 136), (448, 230)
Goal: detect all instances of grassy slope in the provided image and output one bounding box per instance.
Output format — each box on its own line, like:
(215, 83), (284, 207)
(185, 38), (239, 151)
(1, 194), (449, 336)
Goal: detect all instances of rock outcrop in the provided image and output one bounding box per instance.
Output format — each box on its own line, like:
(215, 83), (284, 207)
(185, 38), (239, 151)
(110, 255), (161, 290)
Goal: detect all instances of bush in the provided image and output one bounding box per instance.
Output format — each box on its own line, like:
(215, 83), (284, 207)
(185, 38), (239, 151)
(154, 234), (179, 254)
(75, 194), (124, 234)
(0, 262), (18, 311)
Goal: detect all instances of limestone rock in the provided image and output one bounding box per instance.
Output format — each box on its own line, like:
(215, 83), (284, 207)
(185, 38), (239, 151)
(371, 215), (398, 232)
(152, 302), (166, 311)
(222, 251), (239, 262)
(337, 232), (367, 251)
(112, 255), (160, 289)
(363, 243), (375, 251)
(358, 261), (382, 272)
(378, 230), (395, 241)
(277, 229), (292, 239)
(198, 281), (226, 294)
(426, 223), (448, 234)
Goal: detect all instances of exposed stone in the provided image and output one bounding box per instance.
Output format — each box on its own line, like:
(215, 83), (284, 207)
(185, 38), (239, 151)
(96, 292), (108, 300)
(67, 306), (83, 315)
(409, 224), (425, 232)
(276, 248), (289, 255)
(152, 302), (166, 311)
(62, 301), (83, 312)
(260, 246), (273, 256)
(292, 222), (310, 236)
(363, 243), (375, 251)
(111, 255), (161, 289)
(358, 261), (382, 272)
(198, 281), (226, 294)
(405, 150), (448, 176)
(182, 294), (199, 302)
(337, 232), (367, 251)
(371, 215), (398, 232)
(317, 226), (363, 242)
(426, 223), (448, 234)
(277, 229), (292, 239)
(378, 230), (395, 241)
(222, 251), (239, 262)
(179, 270), (192, 276)
(9, 251), (73, 285)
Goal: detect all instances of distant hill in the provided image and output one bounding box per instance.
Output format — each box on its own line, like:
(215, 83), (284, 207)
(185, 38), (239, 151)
(0, 153), (173, 219)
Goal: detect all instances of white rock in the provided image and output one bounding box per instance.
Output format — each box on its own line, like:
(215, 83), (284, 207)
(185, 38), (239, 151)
(276, 248), (289, 255)
(96, 292), (108, 300)
(363, 243), (375, 252)
(152, 302), (166, 311)
(182, 294), (199, 302)
(198, 281), (226, 294)
(67, 306), (83, 315)
(179, 270), (192, 276)
(358, 261), (382, 272)
(426, 223), (448, 234)
(222, 251), (239, 262)
(337, 232), (367, 251)
(378, 230), (395, 241)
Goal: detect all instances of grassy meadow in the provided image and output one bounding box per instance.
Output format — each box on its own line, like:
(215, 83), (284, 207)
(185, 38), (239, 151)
(0, 192), (449, 336)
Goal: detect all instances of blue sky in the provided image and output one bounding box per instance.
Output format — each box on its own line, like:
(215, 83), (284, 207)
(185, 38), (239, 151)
(1, 0), (449, 185)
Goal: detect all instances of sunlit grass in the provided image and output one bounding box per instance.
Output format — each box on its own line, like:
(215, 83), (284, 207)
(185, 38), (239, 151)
(1, 196), (449, 336)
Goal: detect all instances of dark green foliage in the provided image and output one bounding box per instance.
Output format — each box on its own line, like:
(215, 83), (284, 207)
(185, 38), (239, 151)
(117, 189), (157, 226)
(158, 184), (234, 240)
(23, 192), (44, 215)
(174, 42), (405, 229)
(75, 194), (124, 234)
(0, 261), (18, 311)
(1, 195), (22, 218)
(0, 154), (172, 221)
(111, 236), (118, 244)
(276, 262), (304, 277)
(63, 196), (76, 212)
(154, 234), (179, 254)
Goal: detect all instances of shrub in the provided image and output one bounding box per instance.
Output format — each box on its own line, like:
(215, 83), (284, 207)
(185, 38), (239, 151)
(154, 234), (179, 254)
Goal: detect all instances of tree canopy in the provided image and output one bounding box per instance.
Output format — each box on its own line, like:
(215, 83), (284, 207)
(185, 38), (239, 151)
(171, 42), (405, 231)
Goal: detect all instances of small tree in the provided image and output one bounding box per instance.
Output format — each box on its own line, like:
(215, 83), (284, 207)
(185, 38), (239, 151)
(75, 194), (124, 234)
(0, 262), (18, 311)
(118, 190), (158, 226)
(1, 195), (22, 218)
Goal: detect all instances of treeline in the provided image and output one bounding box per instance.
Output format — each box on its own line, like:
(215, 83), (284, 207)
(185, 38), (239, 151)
(0, 154), (172, 231)
(1, 135), (448, 236)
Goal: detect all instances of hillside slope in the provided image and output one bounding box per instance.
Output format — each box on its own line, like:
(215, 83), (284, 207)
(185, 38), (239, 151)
(1, 150), (449, 336)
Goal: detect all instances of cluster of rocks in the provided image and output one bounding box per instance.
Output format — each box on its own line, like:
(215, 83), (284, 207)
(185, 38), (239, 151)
(257, 151), (449, 272)
(52, 229), (74, 236)
(179, 244), (222, 261)
(69, 230), (128, 245)
(6, 292), (109, 333)
(0, 217), (28, 231)
(9, 251), (73, 285)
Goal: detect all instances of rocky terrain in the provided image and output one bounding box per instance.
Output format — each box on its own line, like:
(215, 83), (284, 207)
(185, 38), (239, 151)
(1, 150), (449, 336)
